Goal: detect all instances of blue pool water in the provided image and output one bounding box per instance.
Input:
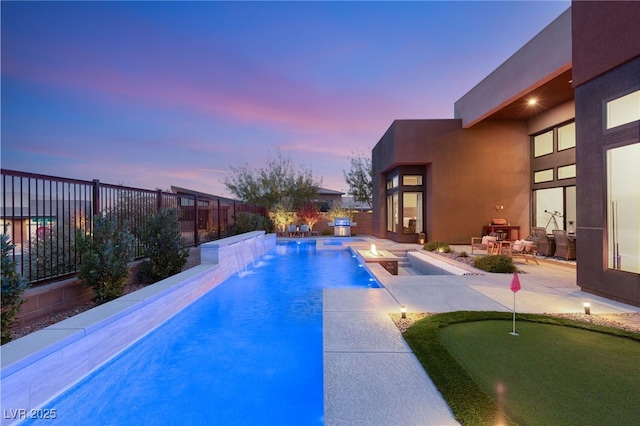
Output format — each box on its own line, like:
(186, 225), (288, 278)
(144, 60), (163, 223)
(321, 238), (366, 246)
(27, 241), (378, 425)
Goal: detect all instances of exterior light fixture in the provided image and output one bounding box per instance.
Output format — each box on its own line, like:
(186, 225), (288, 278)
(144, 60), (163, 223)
(400, 305), (407, 319)
(583, 302), (591, 315)
(528, 98), (537, 106)
(370, 244), (378, 256)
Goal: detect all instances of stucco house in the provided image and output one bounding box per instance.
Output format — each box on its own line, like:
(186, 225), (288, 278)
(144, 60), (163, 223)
(371, 1), (639, 306)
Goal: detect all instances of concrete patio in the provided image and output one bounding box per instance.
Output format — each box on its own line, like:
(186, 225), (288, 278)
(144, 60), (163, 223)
(323, 239), (640, 426)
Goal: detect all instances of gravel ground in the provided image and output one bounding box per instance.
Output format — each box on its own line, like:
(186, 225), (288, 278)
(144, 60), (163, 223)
(436, 251), (476, 267)
(390, 312), (640, 334)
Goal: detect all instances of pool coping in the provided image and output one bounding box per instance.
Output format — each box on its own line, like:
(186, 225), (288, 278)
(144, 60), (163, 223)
(0, 232), (275, 425)
(407, 250), (480, 276)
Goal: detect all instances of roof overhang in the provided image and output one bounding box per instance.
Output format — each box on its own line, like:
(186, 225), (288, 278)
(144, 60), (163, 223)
(454, 8), (572, 128)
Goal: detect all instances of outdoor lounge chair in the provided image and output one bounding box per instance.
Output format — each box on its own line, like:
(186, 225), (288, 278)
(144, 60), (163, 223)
(532, 227), (555, 257)
(288, 224), (298, 237)
(299, 224), (310, 237)
(511, 239), (539, 264)
(552, 229), (576, 260)
(471, 234), (498, 255)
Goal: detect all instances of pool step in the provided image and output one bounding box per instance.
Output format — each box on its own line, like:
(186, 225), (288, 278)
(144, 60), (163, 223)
(388, 249), (420, 275)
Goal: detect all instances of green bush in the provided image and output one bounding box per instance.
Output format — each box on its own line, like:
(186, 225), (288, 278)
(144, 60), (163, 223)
(1, 229), (28, 344)
(137, 208), (189, 284)
(27, 225), (79, 281)
(458, 250), (469, 258)
(232, 211), (274, 234)
(473, 254), (517, 273)
(321, 229), (332, 236)
(424, 240), (450, 253)
(77, 214), (135, 304)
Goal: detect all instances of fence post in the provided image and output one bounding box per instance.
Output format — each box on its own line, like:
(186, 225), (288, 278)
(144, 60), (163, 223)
(217, 199), (221, 239)
(193, 194), (199, 246)
(156, 189), (163, 212)
(92, 179), (100, 217)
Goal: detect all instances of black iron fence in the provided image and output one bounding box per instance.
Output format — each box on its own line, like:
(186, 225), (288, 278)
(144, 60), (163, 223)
(1, 169), (266, 286)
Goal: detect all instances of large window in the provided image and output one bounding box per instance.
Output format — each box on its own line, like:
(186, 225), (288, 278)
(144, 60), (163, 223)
(533, 130), (554, 157)
(387, 192), (399, 233)
(557, 122), (576, 151)
(531, 121), (576, 233)
(606, 90), (640, 130)
(403, 175), (422, 186)
(607, 143), (640, 273)
(533, 187), (576, 233)
(402, 192), (422, 235)
(385, 168), (424, 237)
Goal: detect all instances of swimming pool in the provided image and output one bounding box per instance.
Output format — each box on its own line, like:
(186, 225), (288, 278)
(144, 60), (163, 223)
(24, 241), (378, 425)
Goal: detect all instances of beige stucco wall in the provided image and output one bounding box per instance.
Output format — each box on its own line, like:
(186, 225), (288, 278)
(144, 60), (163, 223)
(372, 119), (530, 244)
(528, 100), (575, 134)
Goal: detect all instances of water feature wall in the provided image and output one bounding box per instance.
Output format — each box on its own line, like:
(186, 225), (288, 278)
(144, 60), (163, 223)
(0, 231), (275, 426)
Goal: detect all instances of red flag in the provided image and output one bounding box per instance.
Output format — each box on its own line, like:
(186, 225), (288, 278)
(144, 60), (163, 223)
(510, 272), (521, 293)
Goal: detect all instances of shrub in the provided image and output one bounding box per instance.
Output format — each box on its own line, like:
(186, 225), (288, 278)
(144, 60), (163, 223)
(27, 225), (79, 282)
(233, 211), (274, 234)
(321, 229), (332, 236)
(137, 209), (189, 284)
(270, 199), (296, 234)
(77, 214), (135, 304)
(473, 255), (517, 273)
(458, 250), (469, 258)
(327, 202), (354, 221)
(1, 229), (28, 344)
(424, 240), (450, 253)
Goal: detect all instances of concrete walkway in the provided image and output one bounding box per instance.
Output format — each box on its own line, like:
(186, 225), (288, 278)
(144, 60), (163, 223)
(323, 241), (640, 426)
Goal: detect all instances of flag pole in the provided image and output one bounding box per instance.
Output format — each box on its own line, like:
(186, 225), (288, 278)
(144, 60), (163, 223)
(510, 271), (520, 336)
(510, 291), (518, 336)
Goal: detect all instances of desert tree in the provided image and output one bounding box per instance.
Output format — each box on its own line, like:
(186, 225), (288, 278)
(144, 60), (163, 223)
(224, 152), (321, 210)
(270, 197), (297, 234)
(297, 202), (322, 231)
(343, 151), (372, 208)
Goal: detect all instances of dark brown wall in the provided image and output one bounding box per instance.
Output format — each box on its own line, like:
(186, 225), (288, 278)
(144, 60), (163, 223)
(372, 119), (530, 244)
(572, 1), (640, 87)
(572, 0), (640, 306)
(574, 57), (640, 306)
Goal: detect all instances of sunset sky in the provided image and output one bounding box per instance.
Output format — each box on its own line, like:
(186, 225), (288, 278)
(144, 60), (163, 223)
(1, 1), (570, 198)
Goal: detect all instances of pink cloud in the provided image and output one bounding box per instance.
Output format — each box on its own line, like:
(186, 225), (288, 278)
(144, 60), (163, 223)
(3, 36), (402, 142)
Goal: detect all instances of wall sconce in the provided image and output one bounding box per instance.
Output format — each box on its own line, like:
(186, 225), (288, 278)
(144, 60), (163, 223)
(400, 305), (407, 319)
(583, 302), (591, 315)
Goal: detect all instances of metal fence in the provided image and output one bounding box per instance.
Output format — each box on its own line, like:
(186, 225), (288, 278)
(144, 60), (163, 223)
(1, 169), (266, 286)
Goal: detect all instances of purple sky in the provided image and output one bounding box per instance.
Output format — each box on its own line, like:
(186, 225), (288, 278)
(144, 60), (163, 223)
(1, 1), (570, 198)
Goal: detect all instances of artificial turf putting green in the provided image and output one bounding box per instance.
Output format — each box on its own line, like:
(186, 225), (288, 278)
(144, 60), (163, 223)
(403, 311), (640, 426)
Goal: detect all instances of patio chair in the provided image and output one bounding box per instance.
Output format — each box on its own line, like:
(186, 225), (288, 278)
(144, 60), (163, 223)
(299, 224), (310, 237)
(288, 224), (298, 237)
(532, 227), (555, 257)
(511, 239), (539, 264)
(552, 229), (576, 260)
(471, 234), (498, 255)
